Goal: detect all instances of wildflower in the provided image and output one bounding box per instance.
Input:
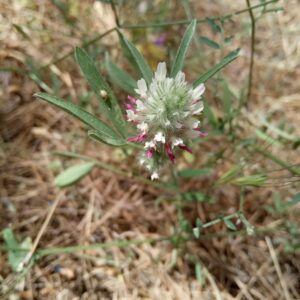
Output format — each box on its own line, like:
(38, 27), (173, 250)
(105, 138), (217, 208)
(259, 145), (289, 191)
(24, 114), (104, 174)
(126, 62), (206, 179)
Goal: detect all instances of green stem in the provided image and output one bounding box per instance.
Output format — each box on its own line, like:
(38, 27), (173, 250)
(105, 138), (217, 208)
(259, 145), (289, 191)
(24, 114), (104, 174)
(120, 0), (278, 29)
(41, 27), (116, 69)
(245, 0), (256, 104)
(35, 237), (167, 258)
(110, 0), (120, 27)
(39, 0), (278, 70)
(201, 213), (238, 229)
(253, 146), (300, 176)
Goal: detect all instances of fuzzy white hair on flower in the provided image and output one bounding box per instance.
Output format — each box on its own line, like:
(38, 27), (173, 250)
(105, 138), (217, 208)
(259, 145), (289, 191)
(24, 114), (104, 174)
(126, 62), (207, 179)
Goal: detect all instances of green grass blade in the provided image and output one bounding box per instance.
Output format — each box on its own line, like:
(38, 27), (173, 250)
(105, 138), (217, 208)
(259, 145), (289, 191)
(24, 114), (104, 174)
(117, 30), (153, 84)
(55, 162), (95, 187)
(75, 47), (127, 137)
(170, 19), (197, 77)
(105, 58), (136, 94)
(35, 92), (124, 143)
(193, 48), (240, 86)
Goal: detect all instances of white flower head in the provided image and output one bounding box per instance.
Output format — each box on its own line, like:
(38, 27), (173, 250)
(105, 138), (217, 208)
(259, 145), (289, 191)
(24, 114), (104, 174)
(151, 172), (159, 180)
(126, 62), (207, 179)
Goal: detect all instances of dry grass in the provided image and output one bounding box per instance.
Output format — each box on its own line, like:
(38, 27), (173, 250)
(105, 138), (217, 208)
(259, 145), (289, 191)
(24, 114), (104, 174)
(0, 0), (300, 299)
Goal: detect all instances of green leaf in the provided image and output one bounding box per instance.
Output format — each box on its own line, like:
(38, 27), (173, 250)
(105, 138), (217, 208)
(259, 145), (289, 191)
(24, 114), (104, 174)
(224, 36), (233, 44)
(88, 129), (126, 146)
(193, 48), (240, 86)
(35, 92), (124, 146)
(199, 36), (220, 49)
(182, 192), (215, 203)
(105, 58), (136, 94)
(224, 218), (237, 231)
(285, 193), (300, 208)
(55, 162), (95, 187)
(170, 19), (197, 77)
(2, 228), (31, 273)
(117, 30), (153, 84)
(117, 30), (139, 71)
(75, 47), (126, 137)
(178, 168), (212, 178)
(205, 17), (222, 33)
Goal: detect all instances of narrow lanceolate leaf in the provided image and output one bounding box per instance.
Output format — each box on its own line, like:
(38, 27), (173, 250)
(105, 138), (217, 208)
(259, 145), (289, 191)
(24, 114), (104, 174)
(35, 92), (123, 143)
(105, 58), (136, 94)
(171, 19), (197, 77)
(193, 48), (240, 86)
(199, 36), (220, 49)
(117, 30), (153, 84)
(55, 162), (95, 187)
(88, 129), (126, 146)
(205, 17), (222, 33)
(224, 218), (237, 231)
(75, 47), (127, 137)
(178, 168), (212, 178)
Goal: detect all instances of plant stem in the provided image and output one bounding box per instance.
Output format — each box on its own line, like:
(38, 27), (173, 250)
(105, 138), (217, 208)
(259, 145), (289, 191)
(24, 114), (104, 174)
(110, 0), (120, 27)
(41, 27), (116, 69)
(35, 237), (167, 258)
(253, 146), (300, 176)
(246, 0), (256, 104)
(120, 0), (278, 29)
(40, 0), (278, 69)
(201, 213), (238, 229)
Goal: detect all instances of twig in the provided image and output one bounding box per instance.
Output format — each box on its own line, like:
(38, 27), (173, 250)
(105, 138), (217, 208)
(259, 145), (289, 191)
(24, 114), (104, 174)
(21, 191), (65, 267)
(36, 237), (168, 258)
(246, 0), (256, 104)
(265, 237), (291, 300)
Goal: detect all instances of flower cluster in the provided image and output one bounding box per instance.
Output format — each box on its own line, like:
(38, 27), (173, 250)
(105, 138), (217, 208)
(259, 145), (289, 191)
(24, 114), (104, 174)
(126, 62), (206, 180)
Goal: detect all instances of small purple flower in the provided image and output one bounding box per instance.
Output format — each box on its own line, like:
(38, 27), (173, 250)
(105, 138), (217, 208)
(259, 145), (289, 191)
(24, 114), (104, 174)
(154, 34), (166, 46)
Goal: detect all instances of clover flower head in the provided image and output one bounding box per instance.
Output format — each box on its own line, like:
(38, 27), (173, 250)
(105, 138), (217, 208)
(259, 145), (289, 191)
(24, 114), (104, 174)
(126, 62), (207, 179)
